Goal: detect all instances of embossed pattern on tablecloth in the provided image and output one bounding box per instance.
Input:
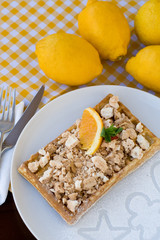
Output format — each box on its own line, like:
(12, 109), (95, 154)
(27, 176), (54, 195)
(0, 0), (159, 105)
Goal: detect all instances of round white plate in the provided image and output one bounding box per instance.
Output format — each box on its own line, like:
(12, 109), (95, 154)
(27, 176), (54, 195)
(11, 86), (160, 240)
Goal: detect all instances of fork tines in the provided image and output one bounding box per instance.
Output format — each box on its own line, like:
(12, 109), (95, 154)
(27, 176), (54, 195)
(0, 87), (16, 121)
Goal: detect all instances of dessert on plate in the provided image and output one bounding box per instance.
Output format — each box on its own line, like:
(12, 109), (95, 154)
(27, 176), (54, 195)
(18, 94), (160, 224)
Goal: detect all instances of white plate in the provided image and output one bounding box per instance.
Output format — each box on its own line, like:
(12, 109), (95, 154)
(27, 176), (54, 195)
(11, 86), (160, 240)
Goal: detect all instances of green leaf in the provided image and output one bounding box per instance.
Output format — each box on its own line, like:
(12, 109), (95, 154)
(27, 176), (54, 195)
(115, 127), (123, 134)
(100, 127), (106, 138)
(101, 125), (123, 142)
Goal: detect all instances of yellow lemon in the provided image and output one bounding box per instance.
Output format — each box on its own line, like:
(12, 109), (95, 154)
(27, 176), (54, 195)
(126, 45), (160, 92)
(135, 0), (160, 45)
(79, 107), (103, 155)
(35, 32), (102, 86)
(78, 0), (130, 61)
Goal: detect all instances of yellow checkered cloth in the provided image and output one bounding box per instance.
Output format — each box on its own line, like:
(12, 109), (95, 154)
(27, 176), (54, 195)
(0, 0), (159, 105)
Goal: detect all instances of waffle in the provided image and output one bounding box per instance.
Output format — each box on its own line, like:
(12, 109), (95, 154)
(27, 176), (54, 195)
(18, 94), (160, 224)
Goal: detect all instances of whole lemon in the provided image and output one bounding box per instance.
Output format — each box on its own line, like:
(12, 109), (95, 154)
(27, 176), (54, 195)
(78, 0), (130, 61)
(35, 32), (102, 86)
(126, 45), (160, 92)
(135, 0), (160, 45)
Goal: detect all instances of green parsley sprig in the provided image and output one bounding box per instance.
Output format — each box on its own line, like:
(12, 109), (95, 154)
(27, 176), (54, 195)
(101, 124), (123, 142)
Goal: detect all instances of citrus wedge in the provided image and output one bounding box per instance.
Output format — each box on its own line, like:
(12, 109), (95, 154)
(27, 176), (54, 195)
(79, 107), (103, 155)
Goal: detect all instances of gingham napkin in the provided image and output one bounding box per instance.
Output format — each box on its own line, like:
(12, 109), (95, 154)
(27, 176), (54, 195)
(0, 102), (24, 205)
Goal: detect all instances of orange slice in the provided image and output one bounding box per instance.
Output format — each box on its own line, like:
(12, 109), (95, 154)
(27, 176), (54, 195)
(79, 107), (103, 155)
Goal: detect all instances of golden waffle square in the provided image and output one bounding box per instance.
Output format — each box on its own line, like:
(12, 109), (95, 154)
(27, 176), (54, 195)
(18, 94), (160, 224)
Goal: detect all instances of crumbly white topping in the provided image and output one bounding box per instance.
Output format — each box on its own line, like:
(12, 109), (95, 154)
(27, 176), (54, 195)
(121, 128), (137, 140)
(103, 119), (113, 128)
(39, 152), (50, 168)
(65, 135), (79, 149)
(39, 168), (52, 183)
(92, 156), (108, 173)
(131, 146), (143, 159)
(122, 138), (135, 153)
(103, 176), (109, 183)
(100, 106), (114, 119)
(136, 122), (143, 133)
(38, 148), (46, 156)
(109, 96), (119, 109)
(28, 161), (39, 173)
(50, 159), (62, 169)
(27, 95), (151, 214)
(67, 200), (79, 213)
(137, 134), (149, 150)
(83, 177), (97, 190)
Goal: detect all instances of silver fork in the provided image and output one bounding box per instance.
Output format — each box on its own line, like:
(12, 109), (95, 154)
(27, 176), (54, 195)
(0, 87), (16, 155)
